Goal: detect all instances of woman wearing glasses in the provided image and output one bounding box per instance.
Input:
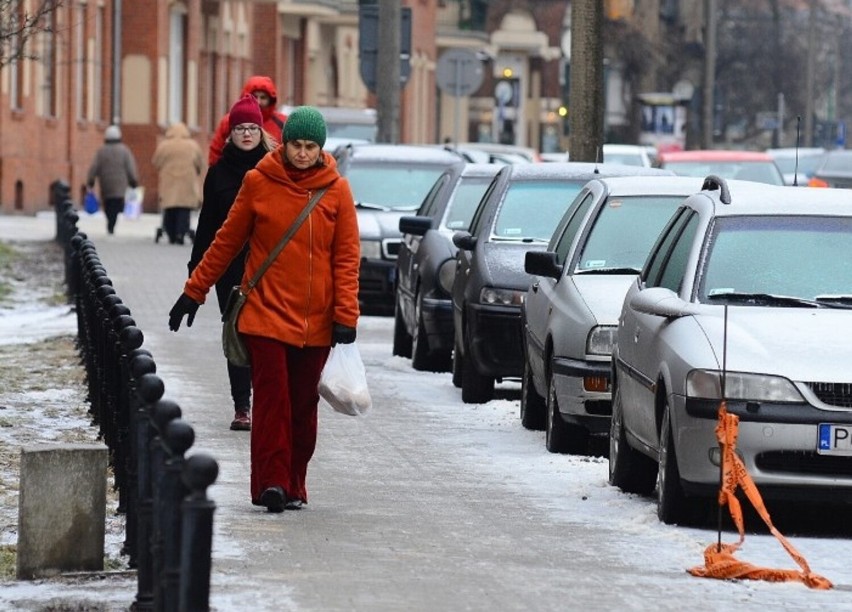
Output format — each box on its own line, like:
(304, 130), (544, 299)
(187, 94), (275, 431)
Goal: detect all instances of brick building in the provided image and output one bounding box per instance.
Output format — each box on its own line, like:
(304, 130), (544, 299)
(1, 1), (706, 215)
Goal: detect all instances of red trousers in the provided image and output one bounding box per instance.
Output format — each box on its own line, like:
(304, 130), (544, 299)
(244, 335), (330, 504)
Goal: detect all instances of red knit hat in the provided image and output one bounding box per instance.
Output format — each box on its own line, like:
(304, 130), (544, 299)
(228, 94), (263, 131)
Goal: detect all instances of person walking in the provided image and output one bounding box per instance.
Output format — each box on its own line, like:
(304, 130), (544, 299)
(208, 75), (287, 166)
(187, 95), (275, 431)
(86, 125), (139, 235)
(152, 121), (205, 245)
(168, 106), (360, 513)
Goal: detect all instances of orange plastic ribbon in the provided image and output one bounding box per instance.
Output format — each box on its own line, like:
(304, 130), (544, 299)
(687, 401), (832, 589)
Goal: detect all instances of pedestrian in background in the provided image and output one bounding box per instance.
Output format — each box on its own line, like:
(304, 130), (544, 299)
(86, 125), (139, 235)
(187, 95), (275, 431)
(208, 75), (287, 166)
(152, 121), (205, 245)
(169, 106), (360, 513)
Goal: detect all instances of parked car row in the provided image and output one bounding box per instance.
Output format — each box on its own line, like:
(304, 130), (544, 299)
(377, 145), (852, 525)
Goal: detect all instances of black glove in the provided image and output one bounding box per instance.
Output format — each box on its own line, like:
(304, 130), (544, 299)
(331, 323), (356, 346)
(169, 293), (200, 331)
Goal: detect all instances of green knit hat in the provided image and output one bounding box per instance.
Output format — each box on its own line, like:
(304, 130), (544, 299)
(283, 106), (327, 148)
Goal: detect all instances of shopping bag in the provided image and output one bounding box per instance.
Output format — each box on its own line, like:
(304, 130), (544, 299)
(318, 343), (371, 416)
(83, 191), (99, 214)
(124, 186), (144, 219)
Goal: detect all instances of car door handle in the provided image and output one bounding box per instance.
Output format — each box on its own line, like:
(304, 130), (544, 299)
(531, 281), (539, 293)
(633, 328), (640, 343)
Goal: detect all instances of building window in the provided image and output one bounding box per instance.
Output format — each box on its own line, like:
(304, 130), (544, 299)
(41, 9), (58, 117)
(94, 5), (104, 121)
(169, 4), (188, 124)
(75, 2), (87, 121)
(8, 2), (24, 111)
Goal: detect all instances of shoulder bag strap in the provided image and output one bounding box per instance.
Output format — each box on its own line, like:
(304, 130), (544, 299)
(244, 186), (329, 293)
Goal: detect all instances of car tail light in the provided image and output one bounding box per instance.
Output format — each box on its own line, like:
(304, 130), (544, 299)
(808, 177), (829, 188)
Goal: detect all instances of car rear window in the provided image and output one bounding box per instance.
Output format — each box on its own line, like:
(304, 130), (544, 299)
(575, 195), (687, 272)
(444, 178), (493, 231)
(492, 182), (583, 242)
(346, 163), (451, 210)
(664, 161), (784, 185)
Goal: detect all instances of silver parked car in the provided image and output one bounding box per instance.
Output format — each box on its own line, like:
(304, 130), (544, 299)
(522, 176), (702, 454)
(610, 176), (852, 525)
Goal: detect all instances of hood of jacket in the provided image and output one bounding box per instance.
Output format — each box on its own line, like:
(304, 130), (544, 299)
(241, 76), (279, 122)
(165, 121), (191, 139)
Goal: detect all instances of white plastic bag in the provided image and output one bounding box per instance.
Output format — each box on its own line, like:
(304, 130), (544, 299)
(124, 186), (144, 219)
(319, 343), (371, 416)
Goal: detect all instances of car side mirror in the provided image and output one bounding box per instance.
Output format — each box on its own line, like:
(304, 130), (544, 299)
(629, 287), (693, 318)
(399, 215), (433, 236)
(452, 231), (477, 251)
(524, 251), (562, 279)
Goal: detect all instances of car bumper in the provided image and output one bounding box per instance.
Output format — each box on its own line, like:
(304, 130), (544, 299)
(359, 259), (396, 309)
(467, 303), (523, 378)
(674, 396), (852, 499)
(421, 296), (454, 352)
(551, 357), (612, 433)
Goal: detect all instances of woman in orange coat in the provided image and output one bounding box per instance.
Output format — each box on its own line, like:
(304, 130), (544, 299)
(168, 106), (360, 513)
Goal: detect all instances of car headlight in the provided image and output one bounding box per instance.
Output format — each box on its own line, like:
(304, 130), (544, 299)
(479, 287), (524, 306)
(586, 326), (617, 356)
(437, 259), (455, 295)
(360, 239), (382, 260)
(686, 369), (805, 402)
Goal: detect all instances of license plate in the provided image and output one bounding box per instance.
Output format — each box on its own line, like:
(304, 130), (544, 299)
(817, 423), (852, 455)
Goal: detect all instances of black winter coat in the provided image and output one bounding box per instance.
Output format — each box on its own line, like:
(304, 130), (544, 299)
(188, 141), (267, 312)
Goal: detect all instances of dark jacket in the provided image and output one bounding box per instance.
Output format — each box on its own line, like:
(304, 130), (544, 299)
(188, 141), (267, 312)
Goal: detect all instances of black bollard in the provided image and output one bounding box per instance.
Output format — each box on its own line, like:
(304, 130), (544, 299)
(159, 419), (195, 612)
(51, 179), (70, 242)
(116, 325), (143, 557)
(179, 454), (218, 612)
(149, 399), (182, 612)
(124, 347), (153, 567)
(133, 372), (164, 612)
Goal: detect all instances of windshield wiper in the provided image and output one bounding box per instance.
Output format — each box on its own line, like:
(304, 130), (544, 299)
(814, 295), (852, 309)
(706, 291), (823, 308)
(491, 236), (549, 243)
(356, 201), (391, 211)
(575, 266), (641, 275)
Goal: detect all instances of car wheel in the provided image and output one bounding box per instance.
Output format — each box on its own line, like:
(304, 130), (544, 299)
(657, 400), (689, 524)
(545, 375), (588, 454)
(461, 343), (494, 403)
(608, 385), (656, 494)
(411, 294), (451, 372)
(452, 332), (463, 388)
(392, 296), (412, 359)
(520, 359), (545, 431)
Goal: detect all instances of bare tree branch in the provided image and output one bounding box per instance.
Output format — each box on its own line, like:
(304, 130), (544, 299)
(0, 0), (63, 68)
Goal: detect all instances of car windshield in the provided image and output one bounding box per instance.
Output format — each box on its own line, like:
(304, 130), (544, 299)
(346, 163), (450, 210)
(664, 161), (784, 185)
(574, 195), (687, 273)
(444, 178), (493, 231)
(698, 215), (852, 304)
(492, 182), (583, 242)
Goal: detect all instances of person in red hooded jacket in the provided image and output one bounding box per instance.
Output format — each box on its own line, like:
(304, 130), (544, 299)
(208, 75), (287, 166)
